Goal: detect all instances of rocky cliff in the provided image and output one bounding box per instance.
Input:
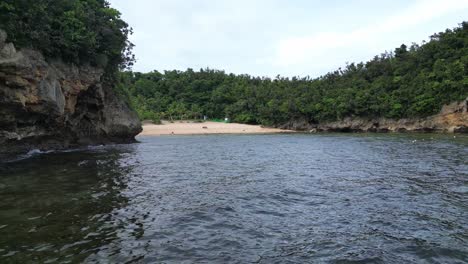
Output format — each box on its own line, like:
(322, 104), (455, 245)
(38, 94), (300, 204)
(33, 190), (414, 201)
(0, 30), (142, 158)
(280, 99), (468, 133)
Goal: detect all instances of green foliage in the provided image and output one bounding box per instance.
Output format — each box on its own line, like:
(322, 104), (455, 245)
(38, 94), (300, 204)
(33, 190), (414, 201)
(141, 111), (161, 124)
(0, 0), (135, 74)
(121, 22), (468, 125)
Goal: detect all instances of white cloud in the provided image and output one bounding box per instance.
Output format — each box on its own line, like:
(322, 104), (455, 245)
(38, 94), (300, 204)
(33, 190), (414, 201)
(108, 0), (468, 77)
(273, 0), (468, 67)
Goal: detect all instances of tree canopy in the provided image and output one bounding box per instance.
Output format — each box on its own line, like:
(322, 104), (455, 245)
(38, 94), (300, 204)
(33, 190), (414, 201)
(0, 0), (135, 73)
(121, 22), (468, 125)
(1, 2), (466, 125)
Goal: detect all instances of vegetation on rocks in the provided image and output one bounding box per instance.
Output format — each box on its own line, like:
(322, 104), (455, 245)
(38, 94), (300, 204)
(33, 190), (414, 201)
(0, 0), (135, 74)
(1, 0), (465, 128)
(0, 0), (141, 154)
(122, 22), (468, 126)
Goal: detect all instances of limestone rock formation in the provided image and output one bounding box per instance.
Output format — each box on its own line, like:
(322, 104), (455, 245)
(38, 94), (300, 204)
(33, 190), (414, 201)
(0, 30), (142, 158)
(280, 99), (468, 133)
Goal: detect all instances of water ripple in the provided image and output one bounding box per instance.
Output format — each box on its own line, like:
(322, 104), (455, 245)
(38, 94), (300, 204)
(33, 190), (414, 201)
(0, 133), (467, 263)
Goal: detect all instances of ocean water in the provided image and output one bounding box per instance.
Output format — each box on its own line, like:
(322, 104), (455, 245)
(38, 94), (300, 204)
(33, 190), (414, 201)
(0, 134), (467, 263)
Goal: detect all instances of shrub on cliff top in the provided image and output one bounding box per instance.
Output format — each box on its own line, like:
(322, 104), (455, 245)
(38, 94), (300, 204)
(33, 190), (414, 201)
(0, 0), (134, 73)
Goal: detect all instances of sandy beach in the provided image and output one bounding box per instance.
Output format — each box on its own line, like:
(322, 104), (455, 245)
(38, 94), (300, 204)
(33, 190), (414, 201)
(139, 121), (293, 135)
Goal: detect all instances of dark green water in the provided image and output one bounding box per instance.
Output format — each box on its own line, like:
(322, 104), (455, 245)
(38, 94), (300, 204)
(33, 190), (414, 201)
(0, 134), (467, 263)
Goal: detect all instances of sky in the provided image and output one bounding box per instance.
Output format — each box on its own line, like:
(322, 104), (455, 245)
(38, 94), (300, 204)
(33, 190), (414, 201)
(108, 0), (468, 77)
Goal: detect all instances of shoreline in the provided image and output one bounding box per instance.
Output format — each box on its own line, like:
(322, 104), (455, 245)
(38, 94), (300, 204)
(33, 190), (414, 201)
(279, 100), (467, 134)
(139, 121), (293, 136)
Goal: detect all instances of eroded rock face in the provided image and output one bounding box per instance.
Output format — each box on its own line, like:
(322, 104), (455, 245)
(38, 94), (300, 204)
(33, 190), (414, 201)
(0, 30), (142, 158)
(280, 99), (468, 133)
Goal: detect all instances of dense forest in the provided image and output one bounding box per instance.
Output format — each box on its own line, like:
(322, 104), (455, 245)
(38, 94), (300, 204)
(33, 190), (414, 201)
(1, 1), (466, 127)
(121, 22), (468, 126)
(0, 0), (135, 75)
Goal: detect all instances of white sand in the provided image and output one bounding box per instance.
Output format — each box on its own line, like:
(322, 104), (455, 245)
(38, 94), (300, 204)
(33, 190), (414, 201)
(139, 121), (292, 136)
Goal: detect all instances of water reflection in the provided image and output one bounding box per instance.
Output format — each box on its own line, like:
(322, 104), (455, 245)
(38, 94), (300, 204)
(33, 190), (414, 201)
(0, 134), (467, 263)
(0, 146), (136, 263)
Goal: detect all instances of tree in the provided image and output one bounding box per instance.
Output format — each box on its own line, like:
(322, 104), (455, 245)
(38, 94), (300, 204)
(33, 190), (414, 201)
(118, 22), (468, 126)
(0, 0), (135, 74)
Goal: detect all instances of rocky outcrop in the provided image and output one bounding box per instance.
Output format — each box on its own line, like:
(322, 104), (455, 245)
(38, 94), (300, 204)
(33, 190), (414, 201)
(0, 30), (142, 158)
(279, 99), (468, 133)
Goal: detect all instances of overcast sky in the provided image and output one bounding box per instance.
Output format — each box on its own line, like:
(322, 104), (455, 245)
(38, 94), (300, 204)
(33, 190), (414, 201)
(108, 0), (468, 77)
